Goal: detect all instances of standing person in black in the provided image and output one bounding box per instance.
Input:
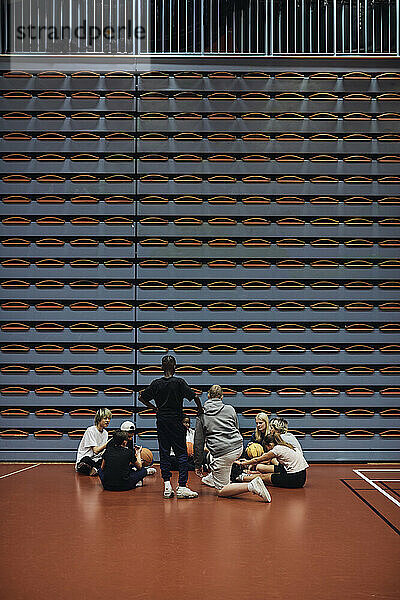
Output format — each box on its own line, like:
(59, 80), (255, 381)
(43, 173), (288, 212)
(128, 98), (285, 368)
(138, 355), (203, 499)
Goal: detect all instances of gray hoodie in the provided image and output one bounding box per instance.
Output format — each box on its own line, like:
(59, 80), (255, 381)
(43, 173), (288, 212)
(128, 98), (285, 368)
(194, 398), (243, 469)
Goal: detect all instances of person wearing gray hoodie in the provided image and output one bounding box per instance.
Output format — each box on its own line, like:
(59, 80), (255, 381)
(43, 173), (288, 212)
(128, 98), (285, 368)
(194, 385), (271, 502)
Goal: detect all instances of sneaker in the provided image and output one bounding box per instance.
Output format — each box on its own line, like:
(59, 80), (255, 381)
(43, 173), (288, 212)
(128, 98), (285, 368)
(248, 476), (271, 503)
(76, 461), (92, 476)
(163, 485), (174, 498)
(176, 486), (198, 499)
(201, 473), (215, 488)
(146, 467), (157, 476)
(90, 467), (98, 476)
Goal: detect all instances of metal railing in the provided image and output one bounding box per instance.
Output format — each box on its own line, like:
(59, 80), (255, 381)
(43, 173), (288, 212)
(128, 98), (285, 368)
(1, 0), (399, 55)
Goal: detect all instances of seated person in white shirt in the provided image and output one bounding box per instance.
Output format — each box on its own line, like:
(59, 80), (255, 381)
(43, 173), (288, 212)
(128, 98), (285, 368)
(235, 432), (309, 489)
(75, 408), (112, 476)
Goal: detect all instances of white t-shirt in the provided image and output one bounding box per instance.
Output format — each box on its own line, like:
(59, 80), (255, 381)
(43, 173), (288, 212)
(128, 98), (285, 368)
(170, 428), (195, 456)
(271, 444), (309, 474)
(186, 428), (195, 445)
(75, 425), (108, 467)
(281, 432), (302, 452)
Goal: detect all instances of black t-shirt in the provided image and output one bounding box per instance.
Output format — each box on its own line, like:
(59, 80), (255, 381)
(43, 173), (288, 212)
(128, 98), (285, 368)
(140, 376), (196, 419)
(102, 445), (132, 490)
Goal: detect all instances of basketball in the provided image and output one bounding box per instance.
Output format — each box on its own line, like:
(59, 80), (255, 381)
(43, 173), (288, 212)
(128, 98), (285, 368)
(186, 441), (194, 456)
(246, 442), (264, 459)
(140, 447), (153, 467)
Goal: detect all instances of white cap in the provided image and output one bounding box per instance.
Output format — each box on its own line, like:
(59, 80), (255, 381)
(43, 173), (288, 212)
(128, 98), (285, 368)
(120, 420), (136, 432)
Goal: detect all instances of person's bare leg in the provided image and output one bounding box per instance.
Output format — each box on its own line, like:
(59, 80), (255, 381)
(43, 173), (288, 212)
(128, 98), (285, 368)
(239, 472), (259, 482)
(258, 473), (273, 485)
(240, 471), (275, 485)
(218, 479), (272, 502)
(217, 482), (250, 497)
(256, 464), (274, 474)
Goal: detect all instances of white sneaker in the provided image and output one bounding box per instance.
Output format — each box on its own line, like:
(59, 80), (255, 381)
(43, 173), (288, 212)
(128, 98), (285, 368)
(248, 477), (271, 502)
(163, 483), (174, 498)
(146, 467), (156, 476)
(176, 486), (198, 499)
(201, 473), (215, 488)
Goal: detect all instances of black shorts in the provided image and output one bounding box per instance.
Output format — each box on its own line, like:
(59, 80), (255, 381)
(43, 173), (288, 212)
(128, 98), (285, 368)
(271, 466), (307, 489)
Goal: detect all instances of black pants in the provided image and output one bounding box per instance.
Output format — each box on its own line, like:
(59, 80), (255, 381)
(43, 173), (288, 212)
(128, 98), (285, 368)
(76, 456), (102, 475)
(157, 416), (188, 486)
(170, 454), (195, 472)
(98, 466), (148, 491)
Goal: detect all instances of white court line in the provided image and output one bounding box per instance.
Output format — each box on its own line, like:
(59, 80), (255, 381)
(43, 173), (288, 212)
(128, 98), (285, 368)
(357, 469), (400, 472)
(0, 463), (40, 480)
(359, 470), (400, 483)
(353, 469), (400, 508)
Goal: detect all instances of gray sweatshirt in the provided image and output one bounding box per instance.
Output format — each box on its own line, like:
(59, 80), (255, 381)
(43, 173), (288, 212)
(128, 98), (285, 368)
(194, 398), (243, 469)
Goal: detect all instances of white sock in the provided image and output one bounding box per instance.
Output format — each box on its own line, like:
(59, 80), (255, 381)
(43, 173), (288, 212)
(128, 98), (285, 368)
(247, 481), (253, 492)
(164, 481), (172, 491)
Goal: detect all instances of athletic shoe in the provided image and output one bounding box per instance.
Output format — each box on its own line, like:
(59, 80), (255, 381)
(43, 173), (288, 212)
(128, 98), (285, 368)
(176, 486), (198, 499)
(76, 461), (92, 476)
(90, 467), (98, 476)
(201, 473), (215, 488)
(146, 467), (157, 476)
(248, 476), (271, 502)
(163, 488), (175, 498)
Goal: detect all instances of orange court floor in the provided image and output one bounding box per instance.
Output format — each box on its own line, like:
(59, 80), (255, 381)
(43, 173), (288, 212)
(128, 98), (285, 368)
(0, 462), (399, 600)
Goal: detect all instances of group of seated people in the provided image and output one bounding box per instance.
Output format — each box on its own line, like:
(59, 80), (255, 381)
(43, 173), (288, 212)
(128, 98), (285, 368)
(75, 411), (156, 491)
(193, 386), (308, 502)
(235, 412), (308, 490)
(75, 391), (308, 501)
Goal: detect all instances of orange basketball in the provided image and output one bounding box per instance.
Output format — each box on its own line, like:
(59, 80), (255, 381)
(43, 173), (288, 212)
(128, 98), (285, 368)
(246, 442), (264, 459)
(140, 447), (153, 467)
(186, 441), (194, 456)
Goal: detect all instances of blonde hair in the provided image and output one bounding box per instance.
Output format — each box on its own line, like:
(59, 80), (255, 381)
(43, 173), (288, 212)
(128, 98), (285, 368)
(208, 384), (223, 399)
(254, 412), (270, 443)
(270, 417), (288, 434)
(264, 432), (294, 450)
(95, 408), (112, 426)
